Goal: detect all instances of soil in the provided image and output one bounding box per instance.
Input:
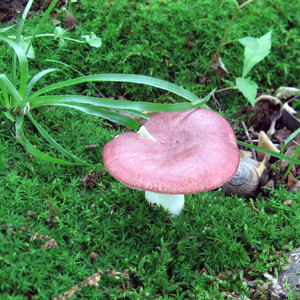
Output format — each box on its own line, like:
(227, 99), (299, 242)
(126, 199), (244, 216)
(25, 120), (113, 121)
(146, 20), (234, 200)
(0, 0), (63, 23)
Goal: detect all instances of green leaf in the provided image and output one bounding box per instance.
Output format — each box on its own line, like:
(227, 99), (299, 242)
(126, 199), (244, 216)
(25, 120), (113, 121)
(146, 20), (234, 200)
(0, 25), (15, 33)
(27, 113), (102, 168)
(40, 103), (140, 130)
(4, 111), (15, 122)
(29, 74), (209, 108)
(25, 68), (61, 98)
(236, 77), (258, 107)
(239, 31), (272, 78)
(19, 36), (35, 59)
(82, 32), (102, 48)
(15, 116), (101, 167)
(54, 27), (64, 39)
(230, 0), (239, 7)
(237, 141), (300, 165)
(59, 38), (66, 47)
(22, 95), (206, 113)
(0, 36), (29, 97)
(0, 74), (23, 105)
(284, 127), (300, 148)
(192, 89), (215, 105)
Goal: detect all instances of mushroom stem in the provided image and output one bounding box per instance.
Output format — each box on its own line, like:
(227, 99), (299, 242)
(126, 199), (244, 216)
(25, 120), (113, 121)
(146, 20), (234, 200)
(145, 191), (184, 217)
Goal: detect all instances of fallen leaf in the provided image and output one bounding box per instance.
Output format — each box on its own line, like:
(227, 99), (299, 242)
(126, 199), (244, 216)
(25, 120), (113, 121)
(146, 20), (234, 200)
(276, 87), (300, 99)
(65, 11), (79, 29)
(212, 54), (229, 79)
(51, 16), (61, 25)
(273, 127), (292, 143)
(287, 173), (300, 191)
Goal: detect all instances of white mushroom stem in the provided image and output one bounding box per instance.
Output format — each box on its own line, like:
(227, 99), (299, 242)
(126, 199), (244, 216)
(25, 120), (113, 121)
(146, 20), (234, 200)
(137, 125), (156, 141)
(138, 126), (185, 217)
(145, 191), (184, 217)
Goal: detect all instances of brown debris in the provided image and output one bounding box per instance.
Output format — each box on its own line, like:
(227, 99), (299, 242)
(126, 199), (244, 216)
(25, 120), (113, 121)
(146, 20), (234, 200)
(211, 54), (229, 80)
(81, 170), (104, 188)
(273, 127), (292, 143)
(53, 269), (130, 300)
(64, 11), (79, 30)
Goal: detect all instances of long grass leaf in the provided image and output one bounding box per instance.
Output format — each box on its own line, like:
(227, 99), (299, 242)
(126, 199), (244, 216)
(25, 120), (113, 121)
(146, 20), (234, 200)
(11, 0), (34, 89)
(25, 0), (60, 54)
(237, 140), (300, 165)
(46, 104), (139, 130)
(0, 74), (23, 105)
(25, 68), (61, 98)
(22, 95), (205, 112)
(15, 116), (102, 167)
(0, 80), (9, 107)
(27, 113), (103, 168)
(29, 74), (209, 107)
(0, 36), (29, 97)
(45, 59), (105, 97)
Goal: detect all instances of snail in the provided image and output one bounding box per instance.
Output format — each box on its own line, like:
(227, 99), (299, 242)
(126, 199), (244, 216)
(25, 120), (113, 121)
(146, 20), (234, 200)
(222, 157), (267, 197)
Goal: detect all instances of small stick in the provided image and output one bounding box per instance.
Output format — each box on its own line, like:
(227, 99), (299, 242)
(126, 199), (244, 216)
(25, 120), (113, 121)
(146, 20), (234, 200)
(0, 225), (57, 251)
(212, 93), (225, 112)
(241, 121), (257, 160)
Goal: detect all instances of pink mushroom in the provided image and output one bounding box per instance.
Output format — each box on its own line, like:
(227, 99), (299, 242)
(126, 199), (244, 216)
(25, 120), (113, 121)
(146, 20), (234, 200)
(103, 108), (239, 217)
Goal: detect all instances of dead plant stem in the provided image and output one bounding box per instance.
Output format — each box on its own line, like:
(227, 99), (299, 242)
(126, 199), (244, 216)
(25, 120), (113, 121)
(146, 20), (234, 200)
(202, 0), (256, 77)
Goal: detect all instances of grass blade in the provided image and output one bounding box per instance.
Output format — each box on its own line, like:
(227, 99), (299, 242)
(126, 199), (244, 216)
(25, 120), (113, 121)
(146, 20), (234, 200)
(44, 59), (105, 97)
(27, 113), (103, 168)
(237, 140), (300, 165)
(29, 74), (209, 107)
(22, 95), (206, 113)
(35, 103), (139, 130)
(0, 74), (23, 106)
(15, 116), (102, 167)
(25, 0), (60, 55)
(25, 68), (61, 98)
(0, 36), (29, 97)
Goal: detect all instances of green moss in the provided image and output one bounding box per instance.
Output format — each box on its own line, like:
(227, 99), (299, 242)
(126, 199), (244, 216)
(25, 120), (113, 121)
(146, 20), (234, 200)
(1, 0), (300, 298)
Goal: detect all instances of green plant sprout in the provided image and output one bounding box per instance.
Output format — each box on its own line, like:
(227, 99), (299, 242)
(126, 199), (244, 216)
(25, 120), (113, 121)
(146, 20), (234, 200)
(0, 0), (211, 168)
(235, 31), (272, 106)
(6, 26), (102, 57)
(203, 0), (272, 107)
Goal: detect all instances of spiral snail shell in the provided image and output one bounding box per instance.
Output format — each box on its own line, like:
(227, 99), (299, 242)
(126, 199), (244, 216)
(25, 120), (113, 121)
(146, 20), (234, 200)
(222, 157), (266, 197)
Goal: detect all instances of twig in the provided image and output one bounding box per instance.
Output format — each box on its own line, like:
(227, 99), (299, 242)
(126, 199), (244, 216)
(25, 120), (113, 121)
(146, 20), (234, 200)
(241, 121), (257, 160)
(53, 269), (130, 300)
(212, 93), (225, 112)
(0, 225), (57, 251)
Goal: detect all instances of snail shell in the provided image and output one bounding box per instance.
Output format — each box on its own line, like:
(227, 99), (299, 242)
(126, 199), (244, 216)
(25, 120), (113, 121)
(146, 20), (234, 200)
(222, 158), (266, 197)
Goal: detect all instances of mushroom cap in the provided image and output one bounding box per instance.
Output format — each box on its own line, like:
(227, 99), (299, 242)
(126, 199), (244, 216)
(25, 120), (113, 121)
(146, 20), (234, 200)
(103, 108), (239, 194)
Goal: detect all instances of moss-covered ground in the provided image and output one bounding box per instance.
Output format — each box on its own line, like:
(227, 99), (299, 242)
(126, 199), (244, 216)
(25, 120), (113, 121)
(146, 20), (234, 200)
(1, 0), (300, 299)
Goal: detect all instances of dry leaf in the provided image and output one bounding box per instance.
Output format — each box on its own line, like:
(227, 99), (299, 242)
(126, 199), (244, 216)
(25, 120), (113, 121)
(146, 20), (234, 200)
(273, 127), (292, 143)
(41, 239), (57, 252)
(281, 145), (300, 170)
(51, 16), (61, 25)
(212, 54), (229, 79)
(287, 173), (300, 192)
(65, 11), (79, 29)
(276, 87), (300, 100)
